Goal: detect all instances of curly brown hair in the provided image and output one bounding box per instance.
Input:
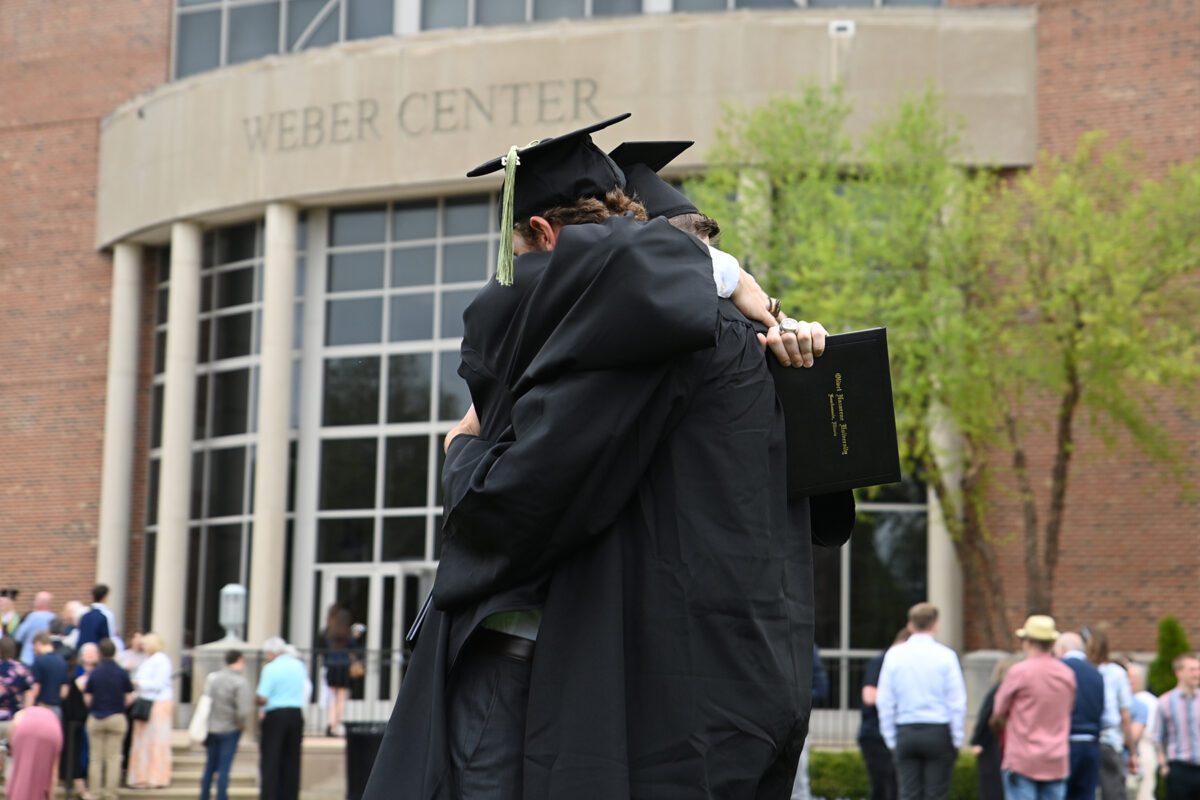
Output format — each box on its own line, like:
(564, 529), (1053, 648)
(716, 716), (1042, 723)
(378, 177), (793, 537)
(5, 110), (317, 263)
(667, 212), (721, 243)
(514, 189), (648, 250)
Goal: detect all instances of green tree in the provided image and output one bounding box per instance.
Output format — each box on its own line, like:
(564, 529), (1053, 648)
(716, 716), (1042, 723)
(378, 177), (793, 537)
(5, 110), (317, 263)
(1148, 616), (1193, 695)
(690, 88), (1200, 645)
(985, 135), (1200, 614)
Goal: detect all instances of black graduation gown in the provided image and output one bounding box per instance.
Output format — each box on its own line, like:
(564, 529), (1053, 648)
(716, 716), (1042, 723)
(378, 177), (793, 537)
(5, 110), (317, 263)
(364, 216), (845, 800)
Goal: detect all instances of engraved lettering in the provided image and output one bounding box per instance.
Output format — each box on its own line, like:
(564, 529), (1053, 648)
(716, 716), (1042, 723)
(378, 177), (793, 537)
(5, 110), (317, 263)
(330, 101), (353, 144)
(840, 423), (849, 455)
(358, 98), (380, 141)
(433, 89), (458, 133)
(498, 83), (531, 126)
(537, 80), (565, 124)
(278, 109), (299, 151)
(573, 78), (601, 120)
(828, 393), (837, 437)
(463, 87), (494, 130)
(302, 107), (325, 148)
(242, 114), (275, 152)
(242, 79), (604, 151)
(398, 93), (429, 136)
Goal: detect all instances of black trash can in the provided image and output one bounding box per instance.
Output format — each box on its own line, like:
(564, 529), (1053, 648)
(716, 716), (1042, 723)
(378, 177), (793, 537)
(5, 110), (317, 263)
(344, 721), (388, 800)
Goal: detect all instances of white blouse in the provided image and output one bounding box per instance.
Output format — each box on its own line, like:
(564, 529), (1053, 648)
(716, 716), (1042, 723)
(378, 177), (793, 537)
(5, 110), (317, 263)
(134, 652), (174, 702)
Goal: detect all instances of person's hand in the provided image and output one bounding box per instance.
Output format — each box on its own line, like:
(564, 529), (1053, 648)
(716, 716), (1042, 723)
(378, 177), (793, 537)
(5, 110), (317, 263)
(1127, 751), (1138, 774)
(970, 745), (983, 756)
(1159, 759), (1169, 777)
(444, 405), (480, 453)
(728, 270), (800, 367)
(761, 319), (828, 368)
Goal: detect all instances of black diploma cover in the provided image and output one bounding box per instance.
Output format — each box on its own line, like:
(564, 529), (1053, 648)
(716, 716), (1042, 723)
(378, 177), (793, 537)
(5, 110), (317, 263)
(769, 327), (901, 496)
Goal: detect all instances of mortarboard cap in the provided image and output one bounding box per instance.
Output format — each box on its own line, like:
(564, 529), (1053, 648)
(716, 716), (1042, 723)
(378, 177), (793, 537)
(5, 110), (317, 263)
(608, 140), (699, 220)
(467, 112), (632, 285)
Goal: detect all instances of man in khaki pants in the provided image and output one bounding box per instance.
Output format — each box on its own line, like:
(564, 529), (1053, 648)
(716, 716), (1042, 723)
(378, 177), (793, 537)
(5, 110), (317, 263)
(84, 639), (135, 800)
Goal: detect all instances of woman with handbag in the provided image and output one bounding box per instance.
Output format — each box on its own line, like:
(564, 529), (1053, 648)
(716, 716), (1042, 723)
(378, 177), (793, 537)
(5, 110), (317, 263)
(127, 632), (173, 789)
(319, 605), (354, 737)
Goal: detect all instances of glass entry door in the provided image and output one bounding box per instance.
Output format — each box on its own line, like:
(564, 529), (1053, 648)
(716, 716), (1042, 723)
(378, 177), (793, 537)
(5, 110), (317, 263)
(315, 562), (437, 721)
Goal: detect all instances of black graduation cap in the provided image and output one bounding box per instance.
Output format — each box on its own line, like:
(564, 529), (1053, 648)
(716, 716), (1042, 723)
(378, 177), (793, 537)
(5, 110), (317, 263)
(466, 112), (631, 222)
(467, 112), (632, 285)
(608, 140), (699, 220)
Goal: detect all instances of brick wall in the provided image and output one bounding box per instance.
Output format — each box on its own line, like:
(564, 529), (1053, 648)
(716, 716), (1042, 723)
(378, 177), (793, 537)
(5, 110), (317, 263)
(1, 0), (1195, 655)
(947, 0), (1200, 652)
(968, 398), (1200, 653)
(950, 0), (1200, 173)
(0, 0), (170, 629)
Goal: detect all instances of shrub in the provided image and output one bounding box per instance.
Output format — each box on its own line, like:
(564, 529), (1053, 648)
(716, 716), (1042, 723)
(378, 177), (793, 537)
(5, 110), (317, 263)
(1148, 615), (1192, 695)
(809, 750), (979, 800)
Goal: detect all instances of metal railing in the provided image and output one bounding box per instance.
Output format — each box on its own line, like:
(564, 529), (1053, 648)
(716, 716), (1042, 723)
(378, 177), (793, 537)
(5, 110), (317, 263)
(181, 647), (878, 743)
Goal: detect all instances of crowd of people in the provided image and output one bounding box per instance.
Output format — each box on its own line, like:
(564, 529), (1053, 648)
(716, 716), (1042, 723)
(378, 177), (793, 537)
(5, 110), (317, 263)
(0, 586), (174, 799)
(854, 602), (1200, 800)
(1, 587), (355, 800)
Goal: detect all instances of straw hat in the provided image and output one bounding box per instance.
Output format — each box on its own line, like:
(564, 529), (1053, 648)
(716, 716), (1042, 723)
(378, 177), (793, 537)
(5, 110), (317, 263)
(1016, 615), (1060, 642)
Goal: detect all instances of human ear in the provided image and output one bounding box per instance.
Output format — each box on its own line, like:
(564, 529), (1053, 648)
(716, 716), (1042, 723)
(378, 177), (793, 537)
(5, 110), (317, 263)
(528, 216), (558, 251)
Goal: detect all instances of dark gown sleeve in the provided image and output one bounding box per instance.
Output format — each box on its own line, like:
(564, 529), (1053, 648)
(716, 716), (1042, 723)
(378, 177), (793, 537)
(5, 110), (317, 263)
(435, 359), (700, 610)
(432, 216), (721, 611)
(971, 683), (999, 748)
(809, 490), (856, 547)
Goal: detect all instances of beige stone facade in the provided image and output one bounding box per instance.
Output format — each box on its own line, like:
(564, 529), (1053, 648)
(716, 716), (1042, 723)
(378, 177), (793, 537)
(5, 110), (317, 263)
(97, 8), (1036, 247)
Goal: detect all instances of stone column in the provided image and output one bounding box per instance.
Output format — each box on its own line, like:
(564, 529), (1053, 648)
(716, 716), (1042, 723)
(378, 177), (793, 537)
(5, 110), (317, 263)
(927, 409), (965, 651)
(247, 203), (298, 647)
(95, 243), (143, 634)
(152, 223), (203, 668)
(928, 487), (964, 651)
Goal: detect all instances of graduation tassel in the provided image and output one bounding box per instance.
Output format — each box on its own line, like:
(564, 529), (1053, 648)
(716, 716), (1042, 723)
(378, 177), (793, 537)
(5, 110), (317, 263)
(496, 145), (521, 287)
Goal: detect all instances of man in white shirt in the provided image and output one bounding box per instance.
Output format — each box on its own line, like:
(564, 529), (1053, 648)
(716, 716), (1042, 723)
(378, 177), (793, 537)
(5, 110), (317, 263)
(876, 602), (966, 800)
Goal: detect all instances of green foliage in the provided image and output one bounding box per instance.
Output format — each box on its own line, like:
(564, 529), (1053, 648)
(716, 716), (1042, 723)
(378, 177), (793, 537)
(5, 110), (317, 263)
(689, 85), (1200, 631)
(809, 750), (980, 800)
(1148, 615), (1193, 695)
(986, 134), (1200, 477)
(689, 87), (1014, 499)
(809, 750), (871, 799)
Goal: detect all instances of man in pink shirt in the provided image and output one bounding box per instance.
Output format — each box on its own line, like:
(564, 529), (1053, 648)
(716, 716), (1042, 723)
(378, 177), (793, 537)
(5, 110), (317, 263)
(991, 615), (1077, 800)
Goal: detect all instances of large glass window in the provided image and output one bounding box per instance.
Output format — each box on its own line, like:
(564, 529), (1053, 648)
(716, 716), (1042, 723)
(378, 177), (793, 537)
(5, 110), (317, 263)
(315, 195), (495, 565)
(147, 220), (305, 648)
(172, 0), (945, 80)
(811, 477), (928, 718)
(174, 0), (395, 79)
(423, 0), (647, 29)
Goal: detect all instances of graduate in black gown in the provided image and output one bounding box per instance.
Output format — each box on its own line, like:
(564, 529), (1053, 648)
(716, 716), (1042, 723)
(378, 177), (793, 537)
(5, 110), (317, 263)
(363, 117), (852, 800)
(610, 140), (855, 542)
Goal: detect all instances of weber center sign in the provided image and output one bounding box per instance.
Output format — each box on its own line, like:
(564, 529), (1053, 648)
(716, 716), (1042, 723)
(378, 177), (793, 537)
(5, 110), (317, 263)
(97, 9), (1035, 248)
(240, 79), (605, 153)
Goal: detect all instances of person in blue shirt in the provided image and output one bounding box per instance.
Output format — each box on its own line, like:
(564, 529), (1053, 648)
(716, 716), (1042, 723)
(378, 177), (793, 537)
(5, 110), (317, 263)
(1056, 631), (1106, 800)
(30, 632), (68, 718)
(13, 592), (56, 666)
(256, 637), (308, 800)
(84, 639), (135, 800)
(76, 585), (114, 649)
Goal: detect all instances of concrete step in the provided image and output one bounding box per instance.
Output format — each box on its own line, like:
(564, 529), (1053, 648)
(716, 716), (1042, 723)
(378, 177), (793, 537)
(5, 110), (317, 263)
(172, 769), (257, 786)
(117, 788), (260, 799)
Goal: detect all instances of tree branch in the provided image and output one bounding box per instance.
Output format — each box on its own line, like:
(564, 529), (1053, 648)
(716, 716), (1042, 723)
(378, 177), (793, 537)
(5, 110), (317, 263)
(1004, 412), (1043, 613)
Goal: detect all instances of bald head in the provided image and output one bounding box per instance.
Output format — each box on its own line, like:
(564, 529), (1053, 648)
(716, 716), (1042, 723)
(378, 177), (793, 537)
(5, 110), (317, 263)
(34, 592), (52, 611)
(79, 642), (100, 669)
(1055, 631), (1085, 655)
